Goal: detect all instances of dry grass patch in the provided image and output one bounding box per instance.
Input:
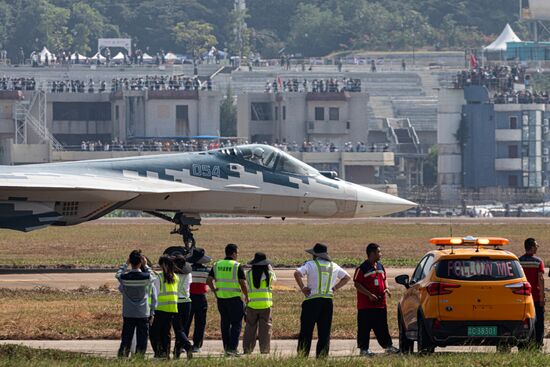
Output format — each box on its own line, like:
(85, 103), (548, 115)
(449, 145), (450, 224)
(2, 221), (550, 267)
(0, 287), (403, 340)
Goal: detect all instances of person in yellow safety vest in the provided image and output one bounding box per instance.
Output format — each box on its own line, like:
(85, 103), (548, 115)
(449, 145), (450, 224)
(243, 252), (276, 354)
(206, 243), (249, 357)
(149, 255), (193, 359)
(171, 254), (193, 359)
(294, 243), (351, 358)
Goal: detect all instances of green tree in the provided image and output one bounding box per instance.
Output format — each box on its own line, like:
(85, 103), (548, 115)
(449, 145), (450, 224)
(0, 1), (13, 51)
(173, 21), (217, 57)
(12, 0), (71, 54)
(288, 4), (345, 56)
(220, 87), (237, 137)
(226, 7), (251, 58)
(69, 2), (118, 54)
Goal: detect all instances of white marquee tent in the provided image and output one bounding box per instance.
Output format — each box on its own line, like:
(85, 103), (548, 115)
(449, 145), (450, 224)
(112, 52), (126, 61)
(39, 47), (56, 63)
(142, 52), (153, 61)
(165, 52), (179, 61)
(70, 52), (88, 61)
(90, 52), (106, 62)
(485, 24), (521, 52)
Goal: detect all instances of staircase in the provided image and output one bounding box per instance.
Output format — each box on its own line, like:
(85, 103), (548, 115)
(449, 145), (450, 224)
(14, 90), (63, 150)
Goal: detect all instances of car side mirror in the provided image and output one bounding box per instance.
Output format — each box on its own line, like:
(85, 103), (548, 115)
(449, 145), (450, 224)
(395, 274), (410, 289)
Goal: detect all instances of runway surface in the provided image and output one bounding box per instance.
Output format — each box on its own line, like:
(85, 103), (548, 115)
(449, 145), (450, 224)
(0, 268), (414, 290)
(1, 339), (526, 357)
(94, 216), (550, 225)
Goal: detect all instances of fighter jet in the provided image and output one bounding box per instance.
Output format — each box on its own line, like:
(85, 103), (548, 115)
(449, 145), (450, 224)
(0, 144), (415, 245)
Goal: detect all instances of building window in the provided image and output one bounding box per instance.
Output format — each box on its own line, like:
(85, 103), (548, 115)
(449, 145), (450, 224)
(274, 106), (278, 120)
(251, 102), (272, 121)
(508, 175), (518, 187)
(53, 102), (111, 121)
(510, 116), (518, 129)
(283, 106), (286, 120)
(315, 107), (324, 121)
(508, 145), (518, 158)
(176, 105), (189, 136)
(329, 107), (339, 121)
(115, 105), (119, 121)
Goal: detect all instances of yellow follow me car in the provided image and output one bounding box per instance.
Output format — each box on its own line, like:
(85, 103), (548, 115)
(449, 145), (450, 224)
(395, 236), (535, 353)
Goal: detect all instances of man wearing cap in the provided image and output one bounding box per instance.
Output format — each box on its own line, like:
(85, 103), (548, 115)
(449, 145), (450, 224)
(243, 252), (276, 354)
(207, 243), (249, 356)
(184, 248), (212, 353)
(294, 243), (351, 358)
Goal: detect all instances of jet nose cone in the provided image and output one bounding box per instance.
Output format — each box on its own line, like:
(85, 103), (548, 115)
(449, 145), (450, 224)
(355, 186), (417, 217)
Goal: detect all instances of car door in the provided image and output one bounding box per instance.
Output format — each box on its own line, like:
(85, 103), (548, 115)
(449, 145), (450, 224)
(402, 255), (431, 332)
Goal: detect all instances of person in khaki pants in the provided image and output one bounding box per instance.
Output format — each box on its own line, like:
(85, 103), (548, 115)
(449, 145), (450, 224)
(243, 252), (276, 354)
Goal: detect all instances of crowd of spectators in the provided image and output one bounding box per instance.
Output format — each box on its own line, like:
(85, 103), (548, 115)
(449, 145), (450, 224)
(74, 139), (390, 154)
(0, 77), (36, 91)
(494, 90), (550, 104)
(0, 75), (212, 94)
(264, 78), (362, 93)
(76, 139), (231, 153)
(110, 75), (211, 92)
(453, 64), (526, 92)
(454, 64), (550, 105)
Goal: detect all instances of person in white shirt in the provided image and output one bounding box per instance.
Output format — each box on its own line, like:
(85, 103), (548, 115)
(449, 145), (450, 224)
(294, 243), (351, 358)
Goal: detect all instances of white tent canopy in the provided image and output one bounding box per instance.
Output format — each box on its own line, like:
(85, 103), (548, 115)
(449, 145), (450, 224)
(112, 51), (126, 60)
(70, 52), (88, 61)
(485, 24), (521, 51)
(39, 47), (56, 62)
(142, 52), (153, 60)
(90, 52), (106, 61)
(165, 52), (178, 61)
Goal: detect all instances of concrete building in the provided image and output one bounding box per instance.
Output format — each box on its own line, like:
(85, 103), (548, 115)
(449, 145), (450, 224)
(237, 91), (368, 146)
(0, 89), (222, 148)
(438, 85), (549, 204)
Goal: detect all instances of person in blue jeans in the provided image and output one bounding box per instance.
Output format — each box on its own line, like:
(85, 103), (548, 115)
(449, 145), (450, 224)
(116, 249), (157, 357)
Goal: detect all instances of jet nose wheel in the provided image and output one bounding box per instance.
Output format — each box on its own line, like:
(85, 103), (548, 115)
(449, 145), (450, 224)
(171, 223), (197, 251)
(144, 211), (201, 253)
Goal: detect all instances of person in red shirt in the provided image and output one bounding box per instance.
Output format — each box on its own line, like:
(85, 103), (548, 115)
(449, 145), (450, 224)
(519, 237), (545, 349)
(354, 243), (399, 356)
(183, 248), (212, 353)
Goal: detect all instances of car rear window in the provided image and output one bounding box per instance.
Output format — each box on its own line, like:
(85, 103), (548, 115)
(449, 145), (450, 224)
(436, 258), (523, 281)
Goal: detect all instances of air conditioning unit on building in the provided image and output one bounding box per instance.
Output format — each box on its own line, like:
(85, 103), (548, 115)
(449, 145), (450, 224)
(544, 156), (549, 163)
(544, 118), (549, 127)
(544, 126), (550, 135)
(544, 148), (549, 156)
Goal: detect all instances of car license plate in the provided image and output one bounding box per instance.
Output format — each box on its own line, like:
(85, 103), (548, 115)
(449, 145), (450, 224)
(467, 326), (497, 337)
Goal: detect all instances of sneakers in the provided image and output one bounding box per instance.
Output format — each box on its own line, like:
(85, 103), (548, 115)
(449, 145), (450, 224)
(192, 346), (201, 353)
(385, 346), (400, 354)
(360, 349), (375, 357)
(224, 350), (241, 357)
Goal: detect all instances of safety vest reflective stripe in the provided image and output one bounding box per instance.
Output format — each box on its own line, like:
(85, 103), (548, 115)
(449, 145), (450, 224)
(307, 260), (333, 299)
(246, 271), (273, 309)
(120, 280), (151, 286)
(214, 260), (241, 299)
(156, 273), (179, 313)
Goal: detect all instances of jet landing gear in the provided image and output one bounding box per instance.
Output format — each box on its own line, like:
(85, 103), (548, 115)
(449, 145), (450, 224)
(144, 211), (201, 253)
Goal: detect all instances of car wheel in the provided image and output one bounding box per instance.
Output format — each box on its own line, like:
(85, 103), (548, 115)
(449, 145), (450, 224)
(398, 310), (413, 354)
(417, 314), (435, 354)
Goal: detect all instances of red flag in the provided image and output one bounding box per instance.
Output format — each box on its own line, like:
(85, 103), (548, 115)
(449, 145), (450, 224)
(470, 54), (478, 69)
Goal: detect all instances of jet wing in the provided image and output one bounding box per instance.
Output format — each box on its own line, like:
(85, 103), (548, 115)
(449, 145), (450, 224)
(0, 172), (208, 199)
